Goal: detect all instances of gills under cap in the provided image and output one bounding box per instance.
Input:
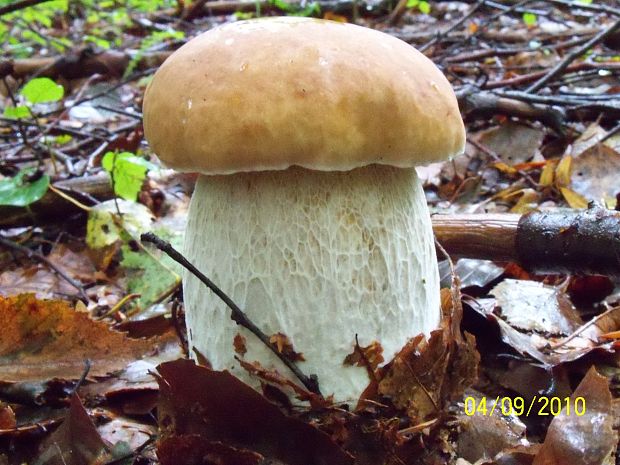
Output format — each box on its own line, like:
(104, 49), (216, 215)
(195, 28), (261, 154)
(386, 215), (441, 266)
(142, 17), (466, 175)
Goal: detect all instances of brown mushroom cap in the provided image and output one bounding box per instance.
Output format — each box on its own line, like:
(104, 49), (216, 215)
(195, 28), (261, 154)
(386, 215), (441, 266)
(142, 17), (465, 174)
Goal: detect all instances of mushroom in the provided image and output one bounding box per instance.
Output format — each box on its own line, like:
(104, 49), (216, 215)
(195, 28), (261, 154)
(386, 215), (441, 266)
(142, 17), (465, 403)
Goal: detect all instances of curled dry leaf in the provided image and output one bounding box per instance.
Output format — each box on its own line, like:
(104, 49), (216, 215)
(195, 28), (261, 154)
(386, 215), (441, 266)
(343, 340), (384, 371)
(233, 333), (247, 356)
(155, 359), (353, 465)
(0, 294), (164, 382)
(0, 402), (16, 430)
(378, 289), (479, 422)
(269, 332), (305, 362)
(237, 358), (330, 408)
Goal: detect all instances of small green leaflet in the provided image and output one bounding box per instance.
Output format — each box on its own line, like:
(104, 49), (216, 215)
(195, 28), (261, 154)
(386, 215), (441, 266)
(268, 0), (320, 16)
(406, 0), (430, 13)
(3, 105), (31, 119)
(102, 151), (157, 201)
(21, 77), (64, 104)
(0, 168), (50, 207)
(523, 12), (537, 26)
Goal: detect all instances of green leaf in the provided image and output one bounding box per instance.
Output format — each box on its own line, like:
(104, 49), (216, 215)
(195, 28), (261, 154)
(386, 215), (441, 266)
(406, 0), (419, 7)
(418, 1), (431, 14)
(20, 77), (64, 104)
(577, 0), (593, 4)
(55, 134), (72, 145)
(522, 12), (537, 26)
(267, 0), (319, 15)
(102, 151), (157, 201)
(3, 105), (31, 119)
(0, 169), (50, 207)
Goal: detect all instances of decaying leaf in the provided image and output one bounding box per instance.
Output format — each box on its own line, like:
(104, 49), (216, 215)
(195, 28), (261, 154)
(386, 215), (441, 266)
(237, 358), (329, 408)
(0, 294), (164, 382)
(533, 367), (616, 465)
(571, 143), (620, 209)
(155, 359), (353, 465)
(476, 122), (544, 165)
(36, 394), (111, 465)
(378, 289), (479, 422)
(491, 279), (582, 335)
(158, 435), (264, 465)
(269, 332), (305, 362)
(457, 391), (529, 463)
(343, 340), (384, 371)
(0, 402), (16, 430)
(233, 333), (247, 356)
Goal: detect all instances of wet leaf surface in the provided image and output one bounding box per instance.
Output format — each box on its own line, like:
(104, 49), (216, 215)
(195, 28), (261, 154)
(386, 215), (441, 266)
(155, 359), (354, 465)
(0, 294), (167, 382)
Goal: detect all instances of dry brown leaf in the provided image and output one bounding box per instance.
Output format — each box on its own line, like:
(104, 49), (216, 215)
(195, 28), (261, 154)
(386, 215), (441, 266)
(46, 244), (96, 283)
(0, 403), (16, 430)
(457, 391), (528, 463)
(37, 394), (111, 465)
(155, 359), (352, 465)
(533, 367), (616, 465)
(343, 340), (384, 371)
(477, 122), (545, 166)
(378, 296), (479, 424)
(559, 187), (589, 209)
(233, 333), (248, 356)
(571, 143), (620, 208)
(491, 279), (582, 335)
(0, 294), (163, 382)
(269, 332), (305, 362)
(554, 156), (572, 188)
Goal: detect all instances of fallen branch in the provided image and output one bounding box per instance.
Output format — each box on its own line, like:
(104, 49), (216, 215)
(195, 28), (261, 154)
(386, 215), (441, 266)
(526, 18), (620, 93)
(1, 50), (171, 80)
(140, 232), (322, 396)
(432, 207), (620, 276)
(457, 88), (565, 133)
(0, 0), (52, 16)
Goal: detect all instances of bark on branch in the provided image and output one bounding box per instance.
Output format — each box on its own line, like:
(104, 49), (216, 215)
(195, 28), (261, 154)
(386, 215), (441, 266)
(432, 207), (620, 277)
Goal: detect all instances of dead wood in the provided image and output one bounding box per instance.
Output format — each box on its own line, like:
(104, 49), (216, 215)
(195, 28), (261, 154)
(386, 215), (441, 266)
(0, 173), (113, 228)
(1, 50), (171, 80)
(432, 207), (620, 277)
(0, 0), (53, 16)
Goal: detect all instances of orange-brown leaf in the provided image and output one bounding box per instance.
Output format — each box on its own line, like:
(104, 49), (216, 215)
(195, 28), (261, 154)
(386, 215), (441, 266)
(0, 294), (161, 382)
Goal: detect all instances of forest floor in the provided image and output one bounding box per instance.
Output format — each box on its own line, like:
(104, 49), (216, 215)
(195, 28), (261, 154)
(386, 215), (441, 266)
(0, 0), (620, 464)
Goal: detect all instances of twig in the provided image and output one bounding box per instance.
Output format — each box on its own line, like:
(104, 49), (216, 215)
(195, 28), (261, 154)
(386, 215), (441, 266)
(483, 61), (619, 89)
(0, 236), (89, 302)
(171, 297), (189, 357)
(550, 305), (620, 350)
(526, 18), (620, 93)
(419, 0), (485, 52)
(140, 232), (322, 395)
(544, 0), (620, 17)
(0, 0), (53, 16)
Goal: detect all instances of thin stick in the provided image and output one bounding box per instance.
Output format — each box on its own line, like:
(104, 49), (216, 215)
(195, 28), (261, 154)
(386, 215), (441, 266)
(0, 0), (53, 16)
(419, 0), (485, 52)
(526, 18), (620, 93)
(140, 232), (322, 395)
(550, 305), (620, 350)
(0, 237), (89, 302)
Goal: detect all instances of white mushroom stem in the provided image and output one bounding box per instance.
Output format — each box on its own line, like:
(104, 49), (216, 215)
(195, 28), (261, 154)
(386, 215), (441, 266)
(183, 164), (440, 403)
